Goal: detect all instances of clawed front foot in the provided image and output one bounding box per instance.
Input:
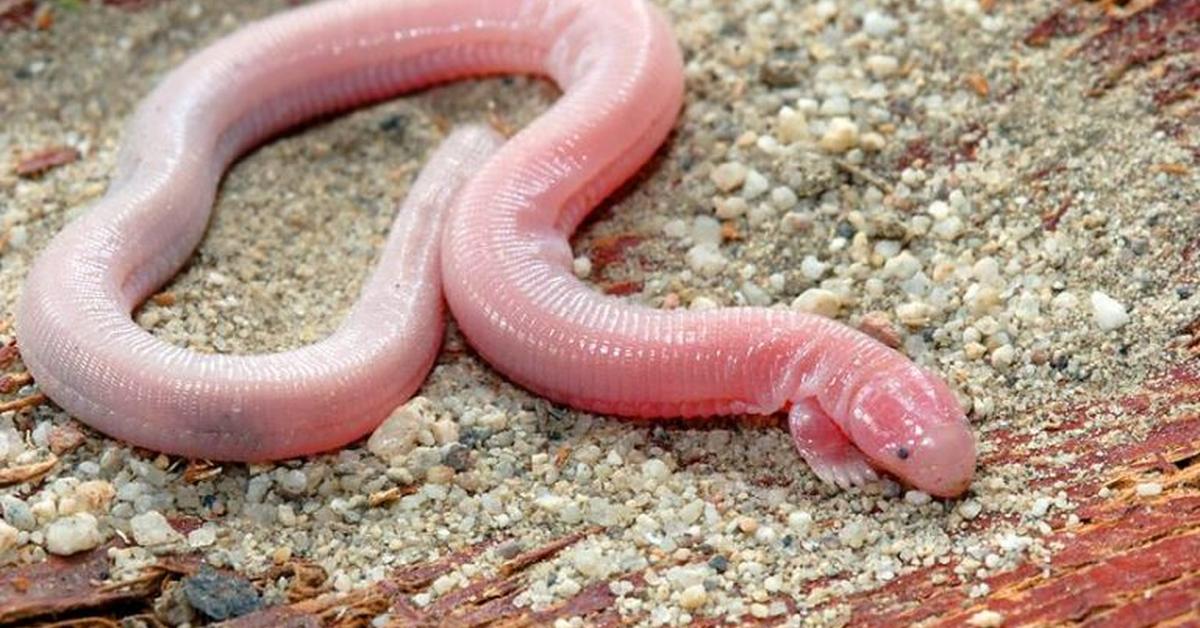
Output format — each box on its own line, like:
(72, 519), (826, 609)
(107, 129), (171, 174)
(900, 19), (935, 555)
(787, 398), (878, 490)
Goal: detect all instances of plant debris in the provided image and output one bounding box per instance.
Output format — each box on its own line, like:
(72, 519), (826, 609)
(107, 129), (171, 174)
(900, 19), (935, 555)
(0, 543), (165, 624)
(0, 454), (57, 487)
(0, 392), (46, 413)
(14, 146), (80, 178)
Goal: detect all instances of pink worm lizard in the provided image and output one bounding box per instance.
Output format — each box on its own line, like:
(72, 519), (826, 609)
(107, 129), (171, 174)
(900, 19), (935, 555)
(15, 0), (976, 497)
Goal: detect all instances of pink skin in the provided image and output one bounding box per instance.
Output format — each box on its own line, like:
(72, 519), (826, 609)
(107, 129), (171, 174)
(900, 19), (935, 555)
(17, 124), (503, 461)
(15, 0), (975, 496)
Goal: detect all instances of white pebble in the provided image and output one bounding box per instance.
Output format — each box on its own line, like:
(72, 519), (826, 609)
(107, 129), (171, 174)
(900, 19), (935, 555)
(747, 204), (776, 227)
(535, 493), (567, 512)
(999, 534), (1033, 554)
(763, 575), (783, 592)
(754, 525), (777, 544)
(368, 398), (432, 463)
(641, 459), (670, 481)
(819, 118), (859, 153)
(787, 510), (813, 536)
(862, 10), (900, 37)
(679, 584), (708, 610)
(1013, 293), (1040, 322)
(865, 54), (900, 78)
(714, 197), (748, 219)
(710, 162), (748, 192)
(431, 419), (459, 445)
(860, 132), (886, 152)
(966, 609), (1005, 627)
(31, 499), (57, 525)
(838, 520), (868, 549)
(662, 218), (688, 239)
(1051, 290), (1078, 312)
(819, 96), (851, 117)
(800, 255), (829, 280)
(944, 0), (983, 17)
(277, 469), (308, 495)
(573, 547), (613, 578)
(572, 256), (592, 278)
(1135, 482), (1162, 497)
(812, 1), (838, 22)
(958, 500), (983, 520)
(896, 301), (933, 327)
(75, 480), (115, 513)
(187, 526), (217, 548)
(691, 216), (723, 246)
(742, 170), (770, 200)
(769, 186), (798, 210)
(776, 106), (809, 144)
(432, 573), (458, 596)
(932, 216), (964, 241)
(791, 289), (841, 318)
(756, 135), (781, 154)
(666, 564), (708, 588)
(972, 257), (1001, 284)
(678, 499), (704, 525)
(586, 497), (616, 526)
(686, 244), (728, 277)
(740, 281), (772, 306)
(865, 278), (885, 297)
(1090, 291), (1130, 331)
(0, 519), (18, 554)
(130, 510), (181, 546)
(883, 251), (921, 279)
(949, 189), (970, 210)
(904, 490), (931, 505)
(927, 200), (952, 219)
(45, 513), (103, 555)
(7, 226), (27, 249)
(900, 168), (925, 186)
(990, 345), (1015, 369)
(0, 425), (25, 464)
(329, 572), (352, 592)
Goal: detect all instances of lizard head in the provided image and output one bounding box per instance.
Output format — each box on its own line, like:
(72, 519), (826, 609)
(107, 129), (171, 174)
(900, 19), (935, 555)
(844, 362), (976, 498)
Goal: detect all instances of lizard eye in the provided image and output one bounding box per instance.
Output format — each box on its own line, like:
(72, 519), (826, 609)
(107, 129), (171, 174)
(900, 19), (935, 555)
(896, 447), (910, 460)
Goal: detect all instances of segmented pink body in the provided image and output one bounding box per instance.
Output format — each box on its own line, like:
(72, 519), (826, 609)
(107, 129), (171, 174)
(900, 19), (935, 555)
(16, 0), (975, 495)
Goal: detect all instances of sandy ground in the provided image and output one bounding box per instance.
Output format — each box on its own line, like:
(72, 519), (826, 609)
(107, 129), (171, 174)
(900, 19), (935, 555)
(1, 0), (1198, 625)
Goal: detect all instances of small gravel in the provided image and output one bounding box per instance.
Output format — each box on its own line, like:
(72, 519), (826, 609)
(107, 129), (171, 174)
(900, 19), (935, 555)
(130, 510), (182, 547)
(44, 513), (103, 556)
(0, 520), (18, 554)
(1090, 291), (1131, 331)
(792, 288), (842, 317)
(967, 609), (1006, 627)
(819, 118), (859, 153)
(182, 565), (263, 621)
(679, 583), (708, 609)
(1135, 482), (1163, 497)
(710, 162), (748, 192)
